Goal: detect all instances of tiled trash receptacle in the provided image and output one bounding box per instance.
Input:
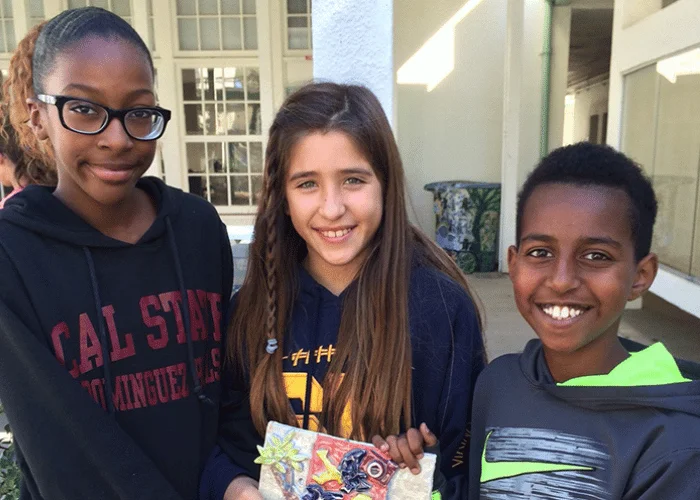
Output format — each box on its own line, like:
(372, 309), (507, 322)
(424, 181), (501, 273)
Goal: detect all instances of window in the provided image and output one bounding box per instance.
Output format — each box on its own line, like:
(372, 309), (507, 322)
(176, 0), (257, 52)
(0, 0), (15, 53)
(67, 0), (132, 24)
(181, 66), (263, 208)
(286, 0), (311, 51)
(621, 49), (700, 278)
(26, 0), (45, 28)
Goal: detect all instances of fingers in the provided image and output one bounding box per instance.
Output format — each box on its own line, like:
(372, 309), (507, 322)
(385, 434), (403, 465)
(405, 427), (425, 460)
(397, 431), (422, 474)
(371, 435), (389, 453)
(420, 422), (438, 447)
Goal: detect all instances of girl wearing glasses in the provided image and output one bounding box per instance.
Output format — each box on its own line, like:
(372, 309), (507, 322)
(0, 7), (232, 500)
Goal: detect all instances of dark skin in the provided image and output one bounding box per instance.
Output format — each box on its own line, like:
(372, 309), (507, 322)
(27, 36), (157, 244)
(508, 183), (658, 382)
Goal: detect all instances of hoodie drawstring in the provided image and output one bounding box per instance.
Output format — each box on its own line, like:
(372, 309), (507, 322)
(165, 217), (212, 405)
(83, 247), (116, 414)
(81, 217), (213, 416)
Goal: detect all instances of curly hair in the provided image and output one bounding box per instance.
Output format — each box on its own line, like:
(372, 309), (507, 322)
(1, 22), (55, 185)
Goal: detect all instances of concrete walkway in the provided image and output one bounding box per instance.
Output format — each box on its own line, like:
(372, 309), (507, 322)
(469, 273), (700, 363)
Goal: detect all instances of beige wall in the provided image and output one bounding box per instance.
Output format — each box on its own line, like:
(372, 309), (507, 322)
(394, 0), (507, 235)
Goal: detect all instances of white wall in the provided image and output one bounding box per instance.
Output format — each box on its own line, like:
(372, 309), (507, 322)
(394, 0), (507, 235)
(608, 0), (700, 318)
(570, 81), (609, 144)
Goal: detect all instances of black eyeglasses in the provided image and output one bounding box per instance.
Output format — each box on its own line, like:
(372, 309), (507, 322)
(36, 94), (171, 141)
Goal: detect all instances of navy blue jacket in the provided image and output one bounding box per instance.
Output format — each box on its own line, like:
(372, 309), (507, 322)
(200, 263), (485, 499)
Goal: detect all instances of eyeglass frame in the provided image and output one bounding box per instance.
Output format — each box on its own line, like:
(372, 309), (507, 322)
(35, 94), (172, 141)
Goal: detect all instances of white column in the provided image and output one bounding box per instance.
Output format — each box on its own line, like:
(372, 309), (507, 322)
(548, 5), (572, 151)
(312, 0), (394, 122)
(151, 0), (184, 190)
(499, 0), (525, 272)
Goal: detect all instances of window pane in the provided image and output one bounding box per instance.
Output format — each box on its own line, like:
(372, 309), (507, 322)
(184, 104), (204, 134)
(68, 0), (86, 8)
(650, 74), (700, 274)
(226, 103), (246, 135)
(251, 174), (262, 204)
(200, 18), (220, 50)
(211, 176), (229, 205)
(242, 0), (255, 15)
(201, 68), (215, 100)
(27, 0), (44, 17)
(224, 68), (245, 101)
(112, 0), (131, 16)
(228, 142), (248, 173)
(92, 0), (109, 10)
(247, 104), (261, 135)
(621, 66), (657, 175)
(245, 67), (260, 100)
(186, 143), (206, 173)
(221, 0), (240, 14)
(288, 0), (307, 14)
(207, 142), (225, 172)
(177, 0), (196, 15)
(222, 17), (242, 50)
(243, 17), (257, 50)
(204, 103), (216, 134)
(288, 17), (309, 50)
(250, 142), (263, 172)
(148, 17), (155, 51)
(288, 16), (308, 28)
(182, 69), (200, 100)
(188, 176), (207, 199)
(178, 18), (199, 50)
(4, 20), (14, 50)
(230, 176), (250, 205)
(198, 0), (218, 15)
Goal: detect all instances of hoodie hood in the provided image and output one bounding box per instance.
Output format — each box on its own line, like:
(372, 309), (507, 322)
(519, 339), (700, 418)
(0, 177), (180, 247)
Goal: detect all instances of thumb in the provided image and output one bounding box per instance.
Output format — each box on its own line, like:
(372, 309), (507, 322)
(420, 423), (438, 447)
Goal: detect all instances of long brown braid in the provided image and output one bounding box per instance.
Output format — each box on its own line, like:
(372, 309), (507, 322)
(227, 82), (484, 439)
(0, 21), (56, 186)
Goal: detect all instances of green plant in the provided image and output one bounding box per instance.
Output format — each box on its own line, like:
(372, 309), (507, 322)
(255, 430), (306, 498)
(0, 404), (20, 500)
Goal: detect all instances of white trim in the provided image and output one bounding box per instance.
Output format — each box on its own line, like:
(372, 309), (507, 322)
(255, 0), (274, 147)
(650, 266), (700, 318)
(43, 0), (62, 18)
(131, 0), (150, 52)
(499, 0), (524, 273)
(12, 0), (29, 44)
(152, 0), (184, 190)
(267, 0), (286, 110)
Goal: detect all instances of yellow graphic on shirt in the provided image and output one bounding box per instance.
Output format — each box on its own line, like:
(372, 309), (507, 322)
(283, 372), (353, 437)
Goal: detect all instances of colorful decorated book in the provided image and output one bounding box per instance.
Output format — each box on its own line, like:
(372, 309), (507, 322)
(256, 421), (437, 500)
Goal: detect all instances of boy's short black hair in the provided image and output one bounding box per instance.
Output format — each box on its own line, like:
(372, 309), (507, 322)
(516, 142), (657, 261)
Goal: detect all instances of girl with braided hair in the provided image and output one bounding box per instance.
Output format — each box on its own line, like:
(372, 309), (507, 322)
(201, 82), (485, 500)
(0, 7), (232, 499)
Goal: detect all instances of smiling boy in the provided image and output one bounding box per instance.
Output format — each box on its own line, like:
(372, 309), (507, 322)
(468, 143), (700, 499)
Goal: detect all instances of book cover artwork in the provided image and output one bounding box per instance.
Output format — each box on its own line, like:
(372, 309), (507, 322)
(257, 422), (436, 499)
